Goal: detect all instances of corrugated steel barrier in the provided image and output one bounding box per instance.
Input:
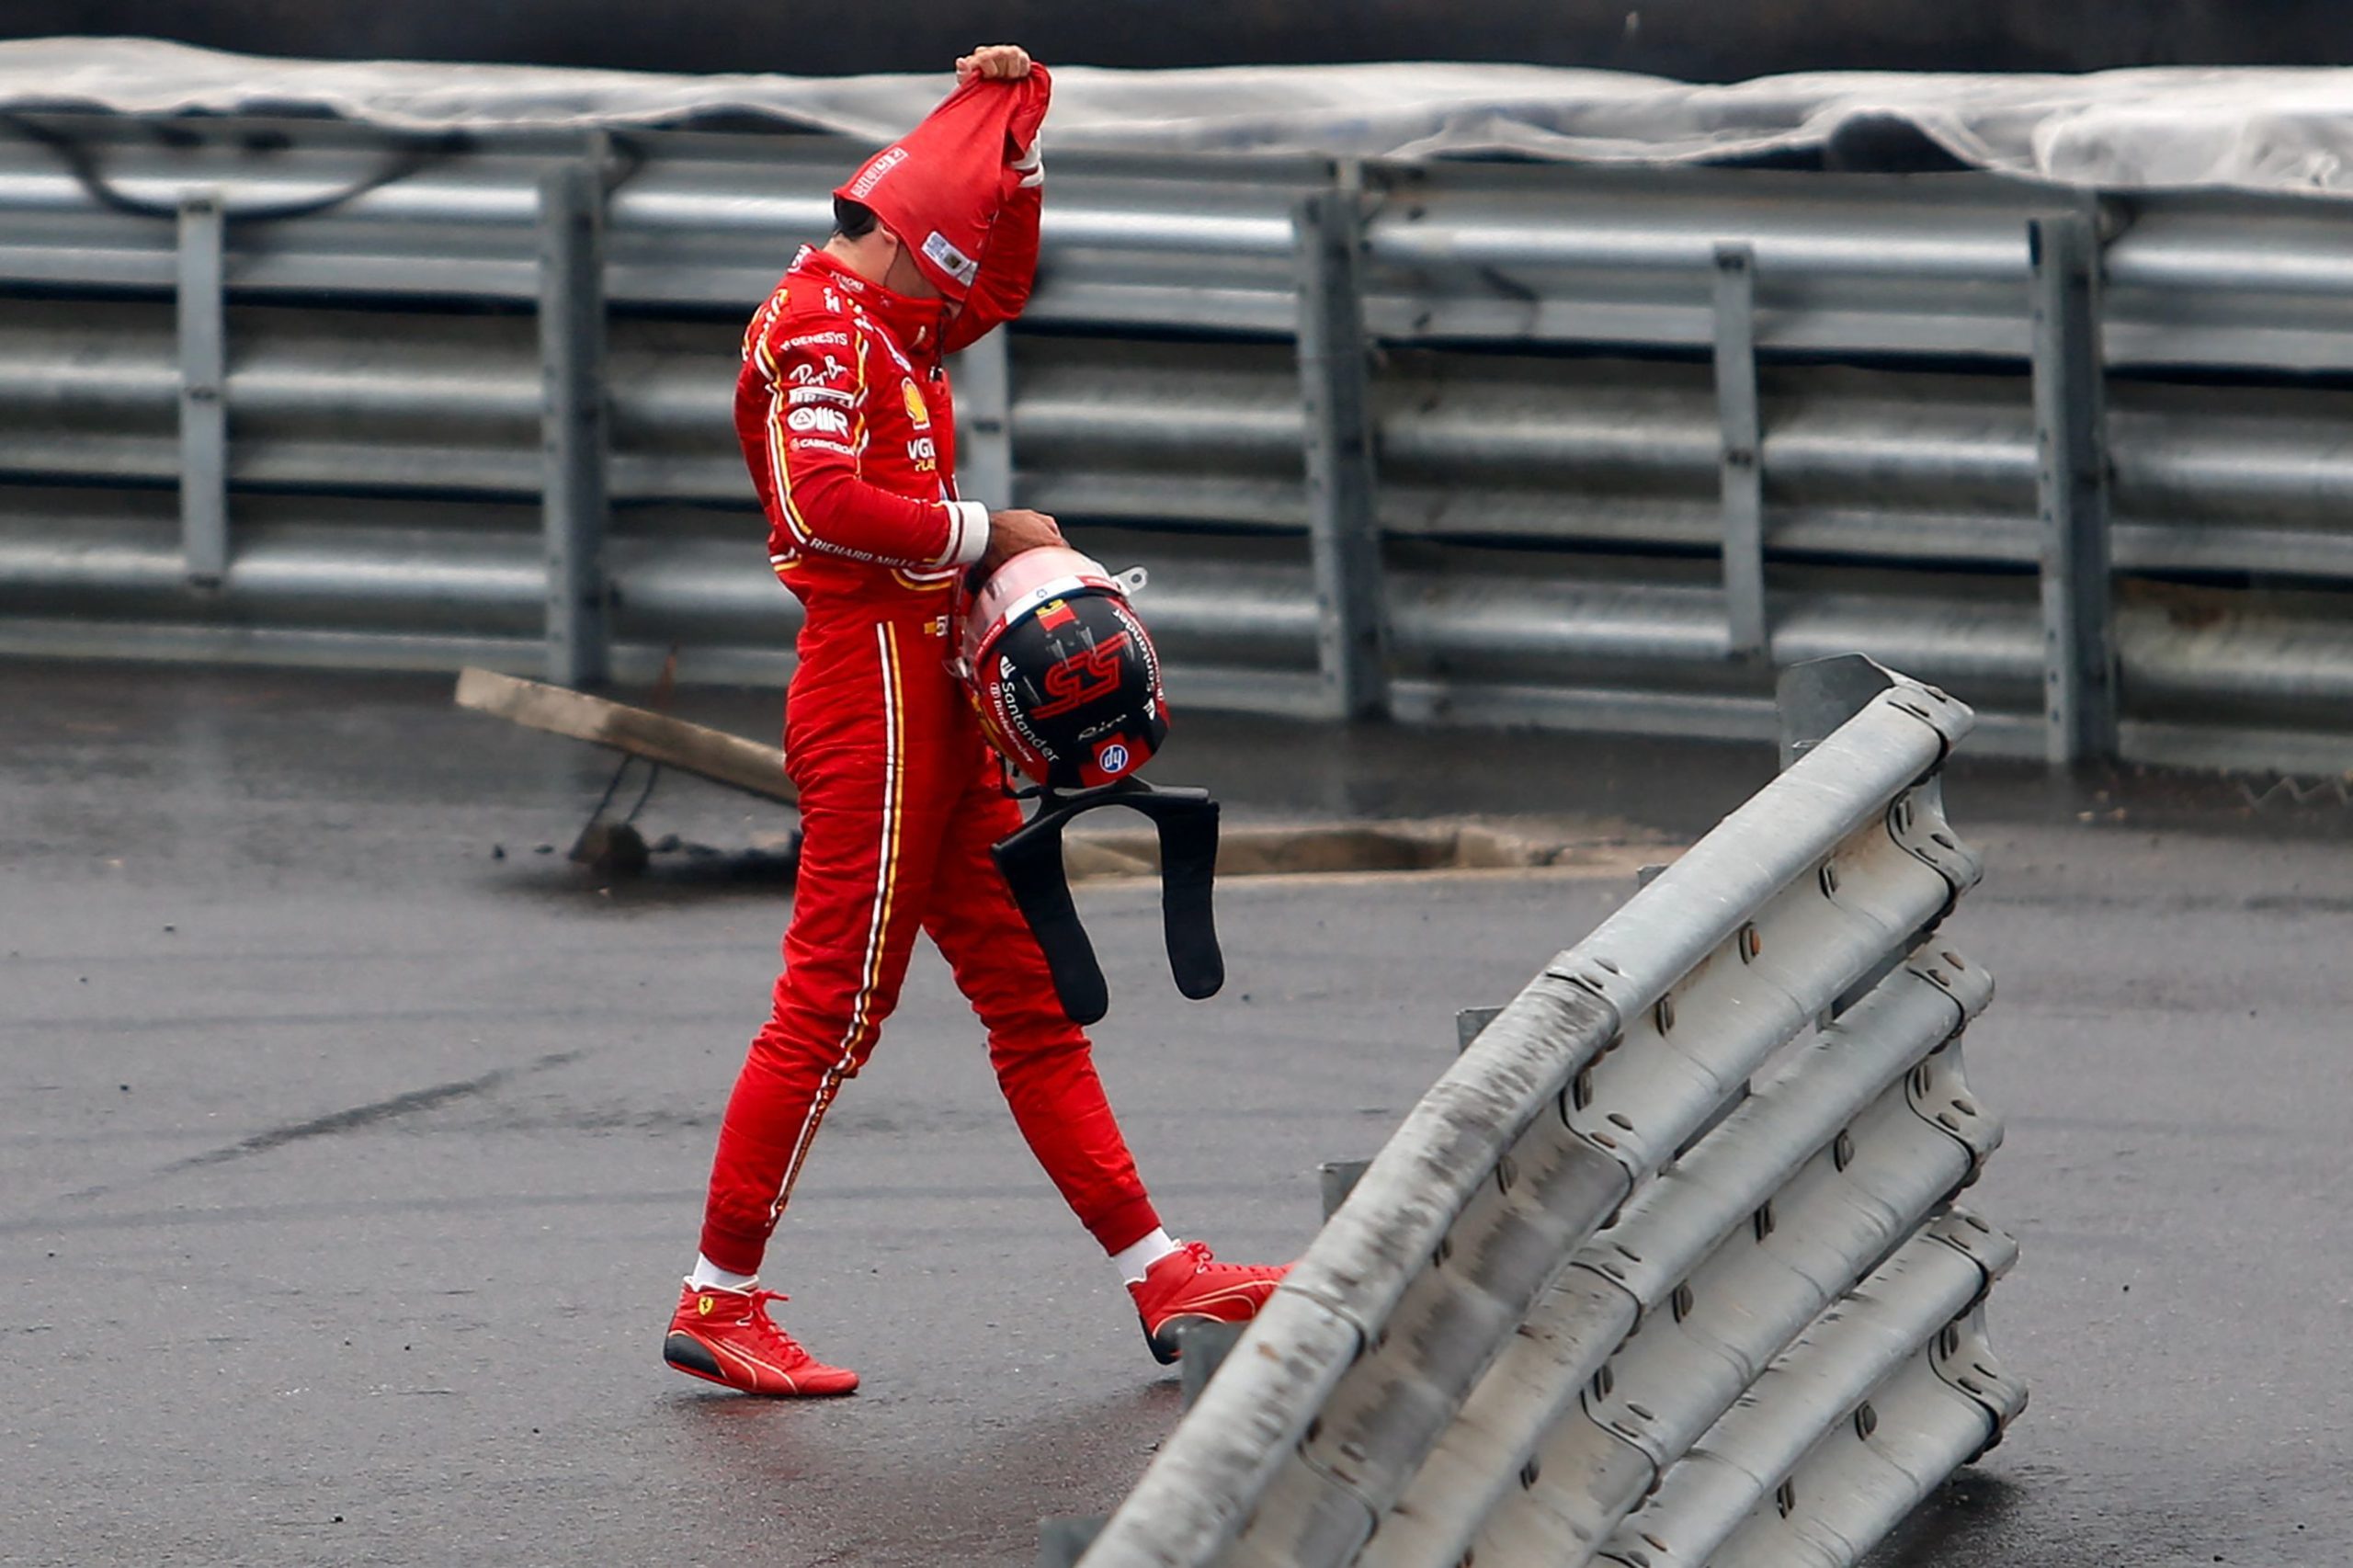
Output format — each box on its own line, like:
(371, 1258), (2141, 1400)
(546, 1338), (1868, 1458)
(1067, 654), (2023, 1568)
(1, 112), (2351, 768)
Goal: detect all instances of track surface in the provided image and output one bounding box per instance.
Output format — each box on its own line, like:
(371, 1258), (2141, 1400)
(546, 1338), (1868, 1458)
(6, 663), (2351, 1567)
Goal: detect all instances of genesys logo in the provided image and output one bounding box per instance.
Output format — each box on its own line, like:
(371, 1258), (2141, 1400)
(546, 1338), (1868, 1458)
(787, 406), (851, 437)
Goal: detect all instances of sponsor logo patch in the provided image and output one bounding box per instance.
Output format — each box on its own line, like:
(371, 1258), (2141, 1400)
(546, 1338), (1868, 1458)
(922, 231), (980, 288)
(901, 379), (930, 426)
(787, 406), (851, 437)
(788, 385), (854, 407)
(788, 355), (850, 387)
(847, 146), (907, 199)
(992, 658), (1060, 764)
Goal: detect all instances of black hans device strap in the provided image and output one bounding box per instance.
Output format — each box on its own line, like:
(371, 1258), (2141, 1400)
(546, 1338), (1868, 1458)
(990, 778), (1224, 1026)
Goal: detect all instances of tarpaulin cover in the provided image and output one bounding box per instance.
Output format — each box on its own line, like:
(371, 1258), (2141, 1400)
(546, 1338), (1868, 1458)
(10, 36), (2353, 200)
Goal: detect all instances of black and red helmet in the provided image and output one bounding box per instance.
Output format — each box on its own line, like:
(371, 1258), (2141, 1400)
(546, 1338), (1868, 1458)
(958, 546), (1169, 790)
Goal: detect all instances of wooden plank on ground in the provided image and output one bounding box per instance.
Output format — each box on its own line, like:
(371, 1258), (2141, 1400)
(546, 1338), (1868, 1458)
(454, 667), (795, 805)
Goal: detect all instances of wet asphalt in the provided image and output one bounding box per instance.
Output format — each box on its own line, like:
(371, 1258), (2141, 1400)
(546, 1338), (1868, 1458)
(6, 660), (2353, 1567)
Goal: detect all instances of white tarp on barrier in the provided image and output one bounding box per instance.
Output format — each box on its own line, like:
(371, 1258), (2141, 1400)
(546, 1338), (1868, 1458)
(9, 36), (2353, 199)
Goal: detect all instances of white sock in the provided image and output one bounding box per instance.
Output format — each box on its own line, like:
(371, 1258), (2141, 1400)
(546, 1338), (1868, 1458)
(1113, 1228), (1182, 1285)
(687, 1254), (757, 1290)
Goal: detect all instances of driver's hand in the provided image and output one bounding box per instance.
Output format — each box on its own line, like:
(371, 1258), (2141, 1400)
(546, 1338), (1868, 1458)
(957, 45), (1032, 84)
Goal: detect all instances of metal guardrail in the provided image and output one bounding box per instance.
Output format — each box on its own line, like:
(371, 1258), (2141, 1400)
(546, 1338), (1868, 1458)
(1067, 655), (2022, 1568)
(2, 112), (2353, 769)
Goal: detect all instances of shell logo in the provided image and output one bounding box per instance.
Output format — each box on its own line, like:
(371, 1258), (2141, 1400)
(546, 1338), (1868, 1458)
(902, 379), (930, 426)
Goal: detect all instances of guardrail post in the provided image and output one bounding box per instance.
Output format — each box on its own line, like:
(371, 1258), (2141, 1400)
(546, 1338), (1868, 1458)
(1778, 653), (1902, 769)
(1454, 1005), (1502, 1053)
(1037, 1517), (1105, 1568)
(539, 146), (612, 688)
(1292, 170), (1391, 722)
(2029, 211), (2118, 767)
(1712, 243), (1768, 663)
(1176, 1320), (1247, 1407)
(949, 330), (1014, 510)
(1318, 1158), (1370, 1218)
(176, 190), (227, 589)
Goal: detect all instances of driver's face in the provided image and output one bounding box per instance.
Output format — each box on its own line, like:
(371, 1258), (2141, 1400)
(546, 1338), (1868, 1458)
(878, 229), (966, 331)
(880, 229), (942, 301)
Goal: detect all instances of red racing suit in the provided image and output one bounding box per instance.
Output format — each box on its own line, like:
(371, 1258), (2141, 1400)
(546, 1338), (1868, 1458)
(698, 233), (1162, 1278)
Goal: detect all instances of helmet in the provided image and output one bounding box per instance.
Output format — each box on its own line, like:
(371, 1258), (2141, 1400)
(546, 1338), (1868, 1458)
(958, 545), (1169, 790)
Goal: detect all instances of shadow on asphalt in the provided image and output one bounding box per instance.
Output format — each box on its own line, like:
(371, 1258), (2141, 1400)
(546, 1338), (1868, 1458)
(655, 1377), (1186, 1557)
(483, 844), (802, 906)
(1865, 1472), (2030, 1565)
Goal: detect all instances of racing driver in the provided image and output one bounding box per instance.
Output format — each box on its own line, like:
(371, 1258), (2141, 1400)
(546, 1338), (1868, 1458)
(662, 44), (1289, 1396)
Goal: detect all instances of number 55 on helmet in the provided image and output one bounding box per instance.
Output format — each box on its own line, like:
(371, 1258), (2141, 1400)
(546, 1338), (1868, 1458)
(956, 544), (1169, 790)
(952, 546), (1221, 1025)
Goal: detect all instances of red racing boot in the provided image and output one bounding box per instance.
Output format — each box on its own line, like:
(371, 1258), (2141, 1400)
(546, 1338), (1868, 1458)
(1129, 1241), (1290, 1365)
(663, 1281), (859, 1396)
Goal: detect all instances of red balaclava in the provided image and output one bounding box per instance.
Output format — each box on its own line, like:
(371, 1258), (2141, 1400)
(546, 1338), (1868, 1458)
(834, 64), (1052, 301)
